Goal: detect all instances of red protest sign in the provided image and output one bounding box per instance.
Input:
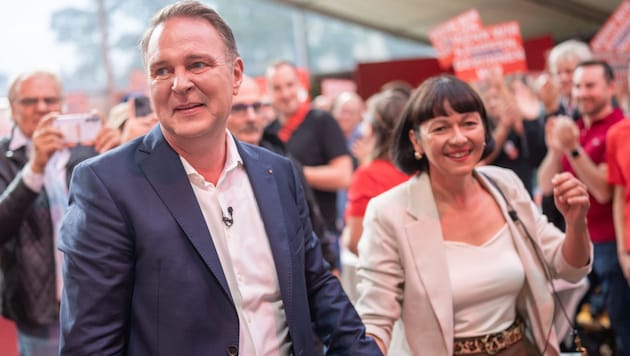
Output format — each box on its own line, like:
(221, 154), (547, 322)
(429, 9), (482, 70)
(594, 51), (629, 92)
(591, 1), (630, 53)
(452, 21), (527, 82)
(321, 78), (356, 98)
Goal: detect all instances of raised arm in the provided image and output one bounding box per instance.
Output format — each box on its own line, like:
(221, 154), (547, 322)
(551, 172), (591, 268)
(555, 116), (612, 203)
(0, 114), (63, 243)
(565, 150), (612, 204)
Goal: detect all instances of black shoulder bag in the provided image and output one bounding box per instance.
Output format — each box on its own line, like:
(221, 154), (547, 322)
(481, 172), (588, 356)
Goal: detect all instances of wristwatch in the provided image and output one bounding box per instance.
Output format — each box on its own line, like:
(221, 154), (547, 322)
(570, 147), (581, 158)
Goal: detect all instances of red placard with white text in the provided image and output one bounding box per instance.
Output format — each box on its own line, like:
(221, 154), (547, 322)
(590, 1), (630, 53)
(429, 9), (482, 70)
(594, 51), (629, 93)
(452, 21), (527, 82)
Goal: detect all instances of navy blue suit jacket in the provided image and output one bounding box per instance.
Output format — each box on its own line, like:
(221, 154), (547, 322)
(58, 126), (380, 356)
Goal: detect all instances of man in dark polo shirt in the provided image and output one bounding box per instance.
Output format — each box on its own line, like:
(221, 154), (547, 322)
(265, 61), (353, 271)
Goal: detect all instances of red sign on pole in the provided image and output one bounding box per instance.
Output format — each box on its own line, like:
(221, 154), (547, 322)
(452, 21), (527, 82)
(429, 9), (482, 70)
(591, 1), (630, 53)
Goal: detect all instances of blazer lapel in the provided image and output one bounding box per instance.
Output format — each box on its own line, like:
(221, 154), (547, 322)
(237, 142), (294, 310)
(404, 174), (454, 354)
(137, 127), (232, 301)
(476, 170), (555, 340)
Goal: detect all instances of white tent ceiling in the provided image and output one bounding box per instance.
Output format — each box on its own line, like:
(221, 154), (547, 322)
(266, 0), (621, 44)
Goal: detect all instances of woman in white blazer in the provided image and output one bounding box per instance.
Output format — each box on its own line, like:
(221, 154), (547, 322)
(355, 75), (592, 356)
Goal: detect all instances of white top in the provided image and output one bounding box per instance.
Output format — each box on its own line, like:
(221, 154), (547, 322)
(444, 224), (525, 337)
(182, 132), (291, 356)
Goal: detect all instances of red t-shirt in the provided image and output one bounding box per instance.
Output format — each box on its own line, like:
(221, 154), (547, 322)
(345, 160), (411, 219)
(561, 108), (623, 244)
(606, 117), (630, 251)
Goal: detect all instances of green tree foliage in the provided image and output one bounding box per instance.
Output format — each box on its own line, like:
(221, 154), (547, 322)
(48, 0), (428, 95)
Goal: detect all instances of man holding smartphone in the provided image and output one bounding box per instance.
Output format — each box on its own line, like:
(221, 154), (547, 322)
(106, 94), (159, 144)
(123, 95), (158, 143)
(0, 70), (120, 355)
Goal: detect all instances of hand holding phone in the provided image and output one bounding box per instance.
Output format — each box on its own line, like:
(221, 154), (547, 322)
(53, 113), (102, 144)
(133, 96), (153, 117)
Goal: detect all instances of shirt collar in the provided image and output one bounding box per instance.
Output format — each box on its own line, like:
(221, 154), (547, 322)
(8, 126), (30, 152)
(180, 130), (244, 185)
(224, 130), (244, 173)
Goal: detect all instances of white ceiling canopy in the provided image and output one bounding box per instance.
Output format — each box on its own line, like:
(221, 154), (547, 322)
(265, 0), (621, 44)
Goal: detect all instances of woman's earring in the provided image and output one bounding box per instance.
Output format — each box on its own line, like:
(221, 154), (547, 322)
(414, 151), (423, 160)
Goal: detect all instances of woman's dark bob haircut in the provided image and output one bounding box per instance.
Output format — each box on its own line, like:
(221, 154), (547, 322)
(393, 75), (495, 174)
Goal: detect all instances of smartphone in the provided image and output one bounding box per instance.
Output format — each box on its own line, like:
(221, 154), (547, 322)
(134, 96), (153, 117)
(54, 113), (102, 144)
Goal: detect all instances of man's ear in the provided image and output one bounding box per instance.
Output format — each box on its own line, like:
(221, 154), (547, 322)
(232, 57), (244, 96)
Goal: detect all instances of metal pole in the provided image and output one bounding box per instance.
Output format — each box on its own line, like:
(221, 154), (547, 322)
(291, 8), (310, 70)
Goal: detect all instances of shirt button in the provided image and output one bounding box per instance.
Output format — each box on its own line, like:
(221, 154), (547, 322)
(226, 344), (238, 355)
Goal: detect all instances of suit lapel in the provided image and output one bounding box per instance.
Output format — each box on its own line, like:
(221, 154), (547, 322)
(237, 142), (294, 310)
(138, 127), (232, 301)
(404, 174), (454, 353)
(66, 145), (97, 187)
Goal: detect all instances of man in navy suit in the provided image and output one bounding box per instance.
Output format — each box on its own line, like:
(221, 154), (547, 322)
(58, 1), (380, 355)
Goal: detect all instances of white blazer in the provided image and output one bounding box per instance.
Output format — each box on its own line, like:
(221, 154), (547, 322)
(356, 166), (592, 355)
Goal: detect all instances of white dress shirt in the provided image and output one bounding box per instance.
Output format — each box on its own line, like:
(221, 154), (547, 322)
(182, 132), (291, 356)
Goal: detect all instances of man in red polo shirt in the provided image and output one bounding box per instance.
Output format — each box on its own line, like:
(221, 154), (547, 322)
(606, 59), (630, 285)
(607, 111), (630, 274)
(538, 59), (629, 354)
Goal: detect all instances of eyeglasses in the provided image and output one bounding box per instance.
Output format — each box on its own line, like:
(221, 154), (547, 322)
(17, 97), (62, 107)
(231, 102), (262, 115)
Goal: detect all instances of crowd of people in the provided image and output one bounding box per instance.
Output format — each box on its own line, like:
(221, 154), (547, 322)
(1, 1), (630, 355)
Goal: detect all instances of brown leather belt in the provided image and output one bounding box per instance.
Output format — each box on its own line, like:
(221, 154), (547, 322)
(453, 318), (524, 355)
